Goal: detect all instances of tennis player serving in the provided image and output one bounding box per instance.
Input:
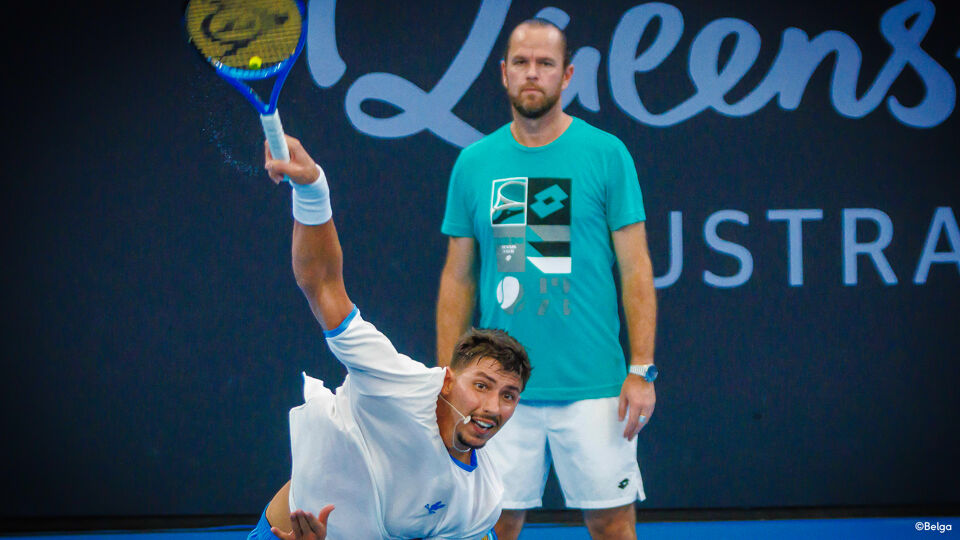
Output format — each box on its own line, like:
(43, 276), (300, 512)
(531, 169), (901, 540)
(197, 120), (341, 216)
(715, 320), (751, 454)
(248, 135), (531, 540)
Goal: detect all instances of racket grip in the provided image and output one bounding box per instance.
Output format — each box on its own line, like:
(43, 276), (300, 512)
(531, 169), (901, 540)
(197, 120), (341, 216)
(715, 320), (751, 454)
(260, 110), (290, 163)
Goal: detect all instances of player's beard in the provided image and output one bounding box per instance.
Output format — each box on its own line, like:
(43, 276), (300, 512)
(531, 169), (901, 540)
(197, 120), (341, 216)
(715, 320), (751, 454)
(456, 431), (486, 450)
(510, 86), (561, 119)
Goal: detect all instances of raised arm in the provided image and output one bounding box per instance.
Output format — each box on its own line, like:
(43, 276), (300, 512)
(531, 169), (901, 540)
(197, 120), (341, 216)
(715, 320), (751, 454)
(436, 236), (477, 366)
(265, 136), (354, 331)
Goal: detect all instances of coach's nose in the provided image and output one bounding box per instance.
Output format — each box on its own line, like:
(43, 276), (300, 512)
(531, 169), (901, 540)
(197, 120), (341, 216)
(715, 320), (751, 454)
(525, 64), (537, 80)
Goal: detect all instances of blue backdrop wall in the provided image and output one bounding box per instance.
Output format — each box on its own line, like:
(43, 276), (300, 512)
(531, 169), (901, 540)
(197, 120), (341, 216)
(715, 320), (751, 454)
(2, 0), (958, 516)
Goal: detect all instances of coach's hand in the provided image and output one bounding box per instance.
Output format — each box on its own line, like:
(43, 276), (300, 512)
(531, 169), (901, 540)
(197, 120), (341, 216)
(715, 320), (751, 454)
(271, 505), (335, 540)
(265, 135), (320, 185)
(618, 374), (655, 441)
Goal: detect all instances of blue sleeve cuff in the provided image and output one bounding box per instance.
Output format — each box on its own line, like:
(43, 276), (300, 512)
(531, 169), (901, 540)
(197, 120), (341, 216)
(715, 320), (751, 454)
(441, 221), (475, 238)
(608, 211), (646, 231)
(323, 305), (359, 338)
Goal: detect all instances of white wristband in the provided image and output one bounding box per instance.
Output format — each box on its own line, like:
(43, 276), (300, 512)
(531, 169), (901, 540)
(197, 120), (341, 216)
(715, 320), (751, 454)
(291, 164), (332, 225)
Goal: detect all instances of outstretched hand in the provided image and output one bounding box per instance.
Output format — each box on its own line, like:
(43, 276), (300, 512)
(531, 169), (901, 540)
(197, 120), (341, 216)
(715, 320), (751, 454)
(265, 136), (320, 186)
(270, 505), (335, 540)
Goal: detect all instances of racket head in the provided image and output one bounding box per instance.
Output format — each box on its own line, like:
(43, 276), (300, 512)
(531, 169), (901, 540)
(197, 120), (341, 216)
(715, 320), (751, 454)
(184, 0), (306, 81)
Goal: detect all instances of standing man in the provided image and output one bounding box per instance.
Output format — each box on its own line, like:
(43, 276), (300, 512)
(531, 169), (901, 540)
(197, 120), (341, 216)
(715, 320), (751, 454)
(436, 19), (658, 540)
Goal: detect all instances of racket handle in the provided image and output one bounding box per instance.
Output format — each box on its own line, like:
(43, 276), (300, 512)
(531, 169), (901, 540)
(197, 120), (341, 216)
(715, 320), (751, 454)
(260, 110), (290, 163)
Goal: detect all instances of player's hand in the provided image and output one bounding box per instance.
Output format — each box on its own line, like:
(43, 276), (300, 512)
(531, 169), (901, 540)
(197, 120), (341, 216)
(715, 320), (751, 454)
(618, 374), (655, 441)
(265, 135), (320, 186)
(270, 505), (335, 540)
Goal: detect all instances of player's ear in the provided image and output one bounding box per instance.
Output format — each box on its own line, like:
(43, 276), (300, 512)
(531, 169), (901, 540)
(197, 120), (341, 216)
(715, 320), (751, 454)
(441, 367), (456, 396)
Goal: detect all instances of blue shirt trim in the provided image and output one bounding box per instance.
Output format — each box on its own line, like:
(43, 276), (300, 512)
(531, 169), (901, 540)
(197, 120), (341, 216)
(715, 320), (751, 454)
(449, 450), (477, 472)
(323, 305), (359, 338)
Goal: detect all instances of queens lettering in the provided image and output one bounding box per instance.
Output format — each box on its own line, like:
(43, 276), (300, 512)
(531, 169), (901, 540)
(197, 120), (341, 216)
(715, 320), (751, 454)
(608, 0), (954, 128)
(307, 0), (956, 147)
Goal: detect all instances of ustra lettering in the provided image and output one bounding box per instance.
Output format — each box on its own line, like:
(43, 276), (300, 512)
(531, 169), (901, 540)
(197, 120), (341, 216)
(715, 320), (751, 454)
(651, 206), (960, 289)
(307, 0), (956, 147)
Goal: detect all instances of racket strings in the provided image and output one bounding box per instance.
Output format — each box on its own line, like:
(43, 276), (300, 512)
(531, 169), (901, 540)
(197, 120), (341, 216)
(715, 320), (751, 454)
(186, 0), (302, 69)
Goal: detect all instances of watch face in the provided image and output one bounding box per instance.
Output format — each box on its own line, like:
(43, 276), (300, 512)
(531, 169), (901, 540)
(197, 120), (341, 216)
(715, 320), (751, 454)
(645, 365), (659, 382)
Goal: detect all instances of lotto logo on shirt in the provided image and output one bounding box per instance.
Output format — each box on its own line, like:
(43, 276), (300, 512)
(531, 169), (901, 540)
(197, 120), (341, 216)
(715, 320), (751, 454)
(490, 177), (572, 274)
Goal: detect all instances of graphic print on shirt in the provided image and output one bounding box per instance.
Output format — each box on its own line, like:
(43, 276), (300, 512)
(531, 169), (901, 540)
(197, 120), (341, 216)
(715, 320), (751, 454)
(424, 500), (446, 514)
(526, 177), (571, 273)
(490, 177), (571, 315)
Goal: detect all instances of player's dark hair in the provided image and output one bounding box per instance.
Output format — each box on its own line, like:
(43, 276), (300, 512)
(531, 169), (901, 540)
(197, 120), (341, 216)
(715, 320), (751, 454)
(502, 18), (571, 68)
(450, 328), (532, 389)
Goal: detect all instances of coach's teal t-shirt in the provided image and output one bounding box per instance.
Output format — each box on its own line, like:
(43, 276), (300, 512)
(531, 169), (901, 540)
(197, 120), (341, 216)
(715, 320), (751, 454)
(442, 118), (646, 401)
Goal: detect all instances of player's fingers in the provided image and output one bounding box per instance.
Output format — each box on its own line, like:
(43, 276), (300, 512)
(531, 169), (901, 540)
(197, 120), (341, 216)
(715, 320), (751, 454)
(302, 512), (320, 534)
(265, 169), (283, 184)
(618, 392), (627, 422)
(263, 141), (284, 183)
(288, 515), (301, 538)
(270, 526), (293, 540)
(266, 156), (319, 186)
(265, 159), (297, 183)
(265, 165), (283, 184)
(281, 135), (310, 170)
(317, 504), (335, 525)
(284, 134), (302, 154)
(296, 511), (313, 536)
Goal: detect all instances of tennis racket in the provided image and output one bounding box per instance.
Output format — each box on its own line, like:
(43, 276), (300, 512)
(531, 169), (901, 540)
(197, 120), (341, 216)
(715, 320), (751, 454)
(184, 0), (307, 166)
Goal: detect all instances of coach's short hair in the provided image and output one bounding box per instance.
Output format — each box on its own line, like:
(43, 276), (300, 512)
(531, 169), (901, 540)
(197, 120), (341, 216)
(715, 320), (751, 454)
(502, 18), (571, 68)
(450, 328), (532, 389)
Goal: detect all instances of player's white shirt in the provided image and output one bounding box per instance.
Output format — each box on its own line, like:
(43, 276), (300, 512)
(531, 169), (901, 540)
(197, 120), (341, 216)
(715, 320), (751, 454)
(288, 308), (503, 540)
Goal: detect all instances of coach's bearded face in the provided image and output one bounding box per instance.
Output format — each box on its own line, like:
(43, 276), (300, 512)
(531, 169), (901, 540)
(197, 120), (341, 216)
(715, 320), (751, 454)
(500, 23), (572, 120)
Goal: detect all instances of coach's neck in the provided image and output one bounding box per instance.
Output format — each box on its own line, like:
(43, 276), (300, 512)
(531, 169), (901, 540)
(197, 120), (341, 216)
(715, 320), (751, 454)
(510, 107), (572, 148)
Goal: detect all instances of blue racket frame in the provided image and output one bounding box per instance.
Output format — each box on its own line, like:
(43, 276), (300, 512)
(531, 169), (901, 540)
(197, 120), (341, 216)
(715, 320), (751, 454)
(200, 0), (307, 116)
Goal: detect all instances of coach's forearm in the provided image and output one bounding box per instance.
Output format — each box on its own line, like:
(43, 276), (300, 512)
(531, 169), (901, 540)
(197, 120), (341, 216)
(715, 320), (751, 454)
(292, 220), (353, 331)
(436, 272), (475, 367)
(436, 237), (477, 366)
(613, 222), (657, 365)
(621, 262), (656, 365)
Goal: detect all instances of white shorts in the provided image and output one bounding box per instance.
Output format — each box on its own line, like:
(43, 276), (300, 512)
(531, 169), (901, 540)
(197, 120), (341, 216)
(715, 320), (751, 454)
(483, 397), (645, 510)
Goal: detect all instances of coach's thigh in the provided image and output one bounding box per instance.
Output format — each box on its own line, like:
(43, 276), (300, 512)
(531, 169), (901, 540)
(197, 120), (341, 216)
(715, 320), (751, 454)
(546, 397), (644, 509)
(483, 402), (551, 509)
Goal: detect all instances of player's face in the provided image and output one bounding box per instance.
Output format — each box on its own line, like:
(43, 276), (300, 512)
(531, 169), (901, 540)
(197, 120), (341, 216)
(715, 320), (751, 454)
(501, 24), (572, 119)
(445, 357), (522, 451)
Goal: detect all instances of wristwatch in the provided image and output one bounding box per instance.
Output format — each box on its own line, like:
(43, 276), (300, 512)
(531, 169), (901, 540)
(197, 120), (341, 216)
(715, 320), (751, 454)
(629, 364), (658, 382)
